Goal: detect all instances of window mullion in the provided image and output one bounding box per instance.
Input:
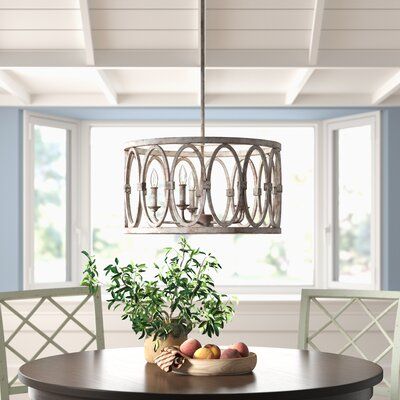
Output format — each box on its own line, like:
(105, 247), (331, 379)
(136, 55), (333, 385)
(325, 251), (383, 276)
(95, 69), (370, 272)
(323, 120), (335, 289)
(72, 121), (91, 283)
(66, 128), (72, 282)
(314, 121), (326, 289)
(331, 129), (339, 283)
(69, 124), (79, 285)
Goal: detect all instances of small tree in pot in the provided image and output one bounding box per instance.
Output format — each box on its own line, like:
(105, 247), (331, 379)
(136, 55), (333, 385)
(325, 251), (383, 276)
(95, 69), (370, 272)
(81, 237), (235, 362)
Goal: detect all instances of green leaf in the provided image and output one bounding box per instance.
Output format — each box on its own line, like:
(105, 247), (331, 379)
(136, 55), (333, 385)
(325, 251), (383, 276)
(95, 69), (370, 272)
(79, 236), (236, 343)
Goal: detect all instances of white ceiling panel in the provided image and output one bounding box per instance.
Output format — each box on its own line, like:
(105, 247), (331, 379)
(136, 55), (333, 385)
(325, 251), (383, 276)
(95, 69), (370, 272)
(393, 87), (400, 97)
(324, 0), (400, 9)
(0, 0), (79, 8)
(207, 10), (312, 30)
(323, 10), (400, 29)
(207, 69), (296, 94)
(303, 69), (398, 94)
(88, 0), (197, 9)
(320, 31), (400, 50)
(0, 31), (84, 50)
(106, 69), (199, 94)
(92, 31), (197, 50)
(207, 0), (314, 9)
(91, 10), (197, 30)
(0, 10), (82, 29)
(11, 69), (101, 94)
(208, 31), (309, 50)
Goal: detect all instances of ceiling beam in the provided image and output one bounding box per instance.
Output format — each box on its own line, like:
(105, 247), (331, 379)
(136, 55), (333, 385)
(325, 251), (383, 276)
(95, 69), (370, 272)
(8, 93), (197, 107)
(2, 50), (400, 69)
(0, 93), (384, 107)
(0, 70), (30, 104)
(94, 70), (118, 105)
(285, 68), (315, 105)
(78, 0), (95, 65)
(78, 1), (118, 104)
(0, 50), (199, 68)
(206, 50), (400, 69)
(309, 0), (325, 65)
(372, 70), (400, 104)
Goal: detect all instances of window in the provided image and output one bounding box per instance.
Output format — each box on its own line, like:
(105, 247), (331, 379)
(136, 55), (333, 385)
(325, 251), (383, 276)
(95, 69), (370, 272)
(325, 113), (381, 289)
(24, 114), (81, 288)
(24, 112), (381, 291)
(90, 125), (315, 291)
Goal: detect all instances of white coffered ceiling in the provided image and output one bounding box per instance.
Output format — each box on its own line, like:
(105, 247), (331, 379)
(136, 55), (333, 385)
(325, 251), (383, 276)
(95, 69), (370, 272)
(1, 0), (400, 107)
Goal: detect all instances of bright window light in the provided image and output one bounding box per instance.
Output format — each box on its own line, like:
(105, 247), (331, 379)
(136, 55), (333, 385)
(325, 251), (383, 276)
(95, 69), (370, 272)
(33, 125), (68, 283)
(335, 125), (372, 284)
(90, 126), (315, 287)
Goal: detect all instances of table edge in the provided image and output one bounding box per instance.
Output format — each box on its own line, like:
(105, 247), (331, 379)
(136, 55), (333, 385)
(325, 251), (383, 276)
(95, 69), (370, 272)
(18, 348), (384, 400)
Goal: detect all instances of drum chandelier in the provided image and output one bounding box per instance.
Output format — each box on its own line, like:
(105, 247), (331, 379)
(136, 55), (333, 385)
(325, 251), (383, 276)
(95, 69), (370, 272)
(123, 0), (282, 234)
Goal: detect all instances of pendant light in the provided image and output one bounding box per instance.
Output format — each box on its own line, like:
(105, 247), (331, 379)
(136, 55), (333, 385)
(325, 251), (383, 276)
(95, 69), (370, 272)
(123, 0), (282, 234)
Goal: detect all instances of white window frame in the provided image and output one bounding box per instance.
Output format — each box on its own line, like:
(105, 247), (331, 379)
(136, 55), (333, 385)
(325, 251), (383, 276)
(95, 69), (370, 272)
(323, 111), (381, 290)
(23, 112), (87, 289)
(23, 113), (381, 293)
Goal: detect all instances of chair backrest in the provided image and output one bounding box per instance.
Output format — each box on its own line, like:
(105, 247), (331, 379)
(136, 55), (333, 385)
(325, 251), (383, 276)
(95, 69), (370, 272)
(0, 286), (105, 400)
(298, 289), (400, 400)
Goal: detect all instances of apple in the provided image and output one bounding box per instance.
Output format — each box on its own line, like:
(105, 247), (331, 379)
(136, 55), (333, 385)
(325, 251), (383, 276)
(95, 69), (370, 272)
(229, 342), (249, 357)
(204, 344), (221, 359)
(221, 348), (241, 359)
(179, 338), (201, 358)
(194, 347), (214, 359)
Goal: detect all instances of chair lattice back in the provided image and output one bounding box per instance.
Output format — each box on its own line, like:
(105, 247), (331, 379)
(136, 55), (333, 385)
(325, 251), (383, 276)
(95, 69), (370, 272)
(298, 289), (400, 400)
(0, 287), (105, 400)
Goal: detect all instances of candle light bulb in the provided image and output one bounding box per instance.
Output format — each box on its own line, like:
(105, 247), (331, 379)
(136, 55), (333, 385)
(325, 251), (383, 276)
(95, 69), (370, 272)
(188, 172), (195, 190)
(179, 165), (187, 185)
(150, 169), (158, 188)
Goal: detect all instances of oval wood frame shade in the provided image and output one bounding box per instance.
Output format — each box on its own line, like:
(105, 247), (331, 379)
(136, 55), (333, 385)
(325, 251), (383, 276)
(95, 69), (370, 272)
(19, 347), (383, 400)
(124, 137), (282, 234)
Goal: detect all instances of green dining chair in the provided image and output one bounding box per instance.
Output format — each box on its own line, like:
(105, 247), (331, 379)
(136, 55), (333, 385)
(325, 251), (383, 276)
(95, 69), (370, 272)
(0, 287), (105, 400)
(298, 289), (400, 400)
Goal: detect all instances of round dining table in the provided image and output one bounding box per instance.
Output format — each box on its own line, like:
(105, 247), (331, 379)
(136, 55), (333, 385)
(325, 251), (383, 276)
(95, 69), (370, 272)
(18, 347), (383, 400)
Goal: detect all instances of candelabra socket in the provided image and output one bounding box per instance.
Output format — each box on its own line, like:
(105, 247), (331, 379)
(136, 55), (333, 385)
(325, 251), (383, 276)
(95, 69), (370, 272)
(147, 204), (161, 213)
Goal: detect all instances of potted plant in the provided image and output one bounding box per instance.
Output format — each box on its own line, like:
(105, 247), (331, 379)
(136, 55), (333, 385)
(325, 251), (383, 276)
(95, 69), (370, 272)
(81, 237), (235, 363)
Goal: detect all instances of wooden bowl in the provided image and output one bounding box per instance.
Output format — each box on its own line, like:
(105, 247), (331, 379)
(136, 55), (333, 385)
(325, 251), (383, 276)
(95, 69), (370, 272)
(172, 352), (257, 376)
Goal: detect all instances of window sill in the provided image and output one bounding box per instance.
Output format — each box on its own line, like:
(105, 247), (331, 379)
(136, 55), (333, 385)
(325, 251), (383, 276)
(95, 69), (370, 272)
(234, 294), (302, 303)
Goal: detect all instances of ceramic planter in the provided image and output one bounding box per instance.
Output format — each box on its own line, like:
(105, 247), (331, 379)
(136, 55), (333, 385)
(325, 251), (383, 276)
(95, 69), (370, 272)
(144, 333), (187, 363)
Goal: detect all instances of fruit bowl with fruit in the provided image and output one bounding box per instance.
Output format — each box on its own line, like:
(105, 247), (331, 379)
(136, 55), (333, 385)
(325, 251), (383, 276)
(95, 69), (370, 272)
(173, 338), (257, 376)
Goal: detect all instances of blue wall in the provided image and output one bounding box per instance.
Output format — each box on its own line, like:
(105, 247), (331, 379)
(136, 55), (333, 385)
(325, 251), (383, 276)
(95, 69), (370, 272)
(0, 108), (22, 291)
(1, 107), (399, 290)
(382, 110), (400, 290)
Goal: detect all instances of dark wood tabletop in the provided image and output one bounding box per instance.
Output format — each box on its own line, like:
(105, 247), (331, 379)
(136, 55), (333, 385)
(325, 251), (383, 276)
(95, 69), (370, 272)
(18, 347), (383, 400)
